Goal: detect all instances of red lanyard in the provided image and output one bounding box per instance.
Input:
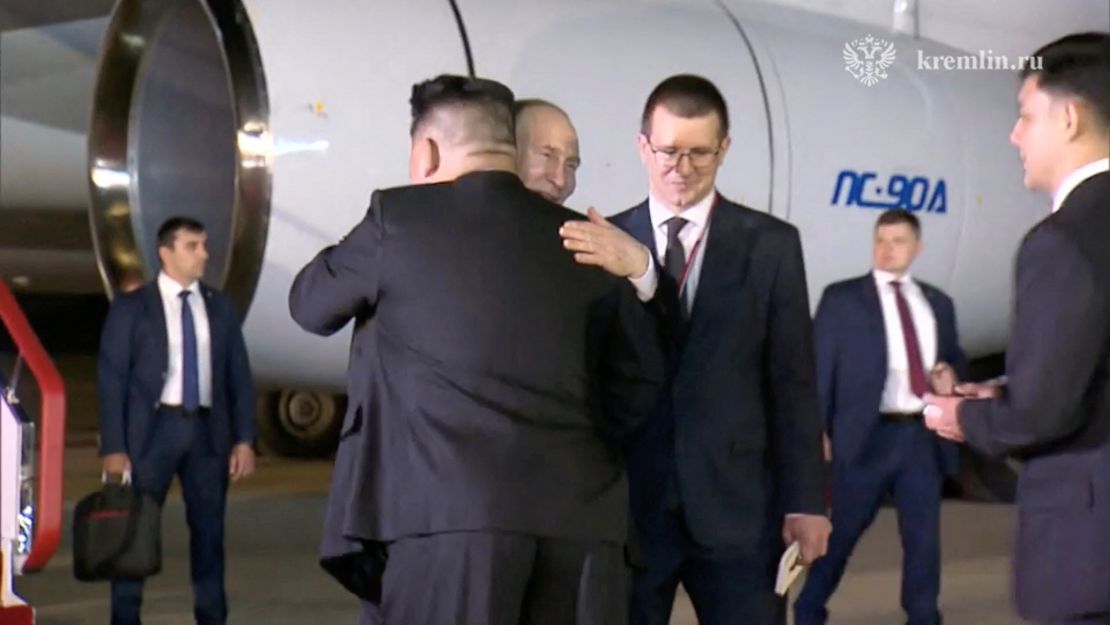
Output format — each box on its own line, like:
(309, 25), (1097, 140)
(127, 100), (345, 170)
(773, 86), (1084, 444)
(674, 196), (717, 297)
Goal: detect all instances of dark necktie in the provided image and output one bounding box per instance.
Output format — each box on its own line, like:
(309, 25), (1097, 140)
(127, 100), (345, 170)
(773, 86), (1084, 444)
(663, 217), (689, 315)
(180, 291), (199, 411)
(661, 217), (691, 510)
(890, 281), (928, 397)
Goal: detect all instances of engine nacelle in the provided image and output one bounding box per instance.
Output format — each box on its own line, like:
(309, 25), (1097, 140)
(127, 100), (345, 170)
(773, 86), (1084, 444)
(83, 0), (1038, 478)
(87, 0), (1041, 389)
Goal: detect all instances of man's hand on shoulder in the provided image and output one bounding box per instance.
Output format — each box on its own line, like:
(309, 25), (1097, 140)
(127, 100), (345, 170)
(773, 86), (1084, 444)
(560, 207), (650, 278)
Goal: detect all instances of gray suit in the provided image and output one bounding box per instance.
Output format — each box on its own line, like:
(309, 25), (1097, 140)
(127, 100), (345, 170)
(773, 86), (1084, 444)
(959, 171), (1110, 624)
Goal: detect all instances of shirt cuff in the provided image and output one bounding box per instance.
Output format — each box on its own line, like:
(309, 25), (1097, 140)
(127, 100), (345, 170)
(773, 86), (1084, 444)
(628, 249), (657, 302)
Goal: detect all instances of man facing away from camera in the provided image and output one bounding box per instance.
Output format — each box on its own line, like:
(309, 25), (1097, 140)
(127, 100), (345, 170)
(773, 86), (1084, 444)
(290, 74), (662, 625)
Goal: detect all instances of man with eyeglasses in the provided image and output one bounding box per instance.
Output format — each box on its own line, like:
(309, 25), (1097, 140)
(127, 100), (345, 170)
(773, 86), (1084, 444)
(560, 74), (830, 625)
(514, 98), (581, 204)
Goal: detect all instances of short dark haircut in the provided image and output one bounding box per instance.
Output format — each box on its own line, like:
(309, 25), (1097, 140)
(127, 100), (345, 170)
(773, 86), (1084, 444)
(409, 74), (516, 145)
(875, 209), (921, 238)
(641, 74), (730, 138)
(1021, 32), (1110, 131)
(157, 216), (205, 249)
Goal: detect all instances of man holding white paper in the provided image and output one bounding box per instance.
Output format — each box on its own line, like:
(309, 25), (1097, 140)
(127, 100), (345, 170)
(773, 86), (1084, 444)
(924, 33), (1109, 625)
(560, 74), (830, 625)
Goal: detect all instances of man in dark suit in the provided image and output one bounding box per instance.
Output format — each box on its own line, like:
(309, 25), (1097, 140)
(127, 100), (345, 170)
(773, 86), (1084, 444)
(98, 216), (256, 625)
(561, 74), (829, 625)
(289, 74), (662, 625)
(793, 209), (967, 625)
(925, 33), (1110, 625)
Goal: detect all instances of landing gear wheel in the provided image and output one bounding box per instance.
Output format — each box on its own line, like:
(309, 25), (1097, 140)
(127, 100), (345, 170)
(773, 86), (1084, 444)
(255, 389), (343, 457)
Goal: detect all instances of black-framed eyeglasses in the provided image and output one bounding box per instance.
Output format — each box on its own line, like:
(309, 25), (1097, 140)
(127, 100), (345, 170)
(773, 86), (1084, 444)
(643, 135), (722, 168)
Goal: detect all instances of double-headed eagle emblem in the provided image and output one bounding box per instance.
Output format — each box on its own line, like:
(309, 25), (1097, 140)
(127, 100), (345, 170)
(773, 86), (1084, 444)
(844, 35), (897, 86)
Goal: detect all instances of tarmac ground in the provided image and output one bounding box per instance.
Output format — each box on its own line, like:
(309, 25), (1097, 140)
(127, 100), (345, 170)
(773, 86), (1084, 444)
(7, 302), (1027, 625)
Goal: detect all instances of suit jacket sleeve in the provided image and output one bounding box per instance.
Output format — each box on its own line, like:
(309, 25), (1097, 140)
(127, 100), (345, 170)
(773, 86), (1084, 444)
(593, 281), (665, 441)
(940, 294), (968, 381)
(767, 227), (826, 515)
(289, 192), (385, 336)
(97, 297), (134, 456)
(959, 225), (1106, 457)
(812, 287), (839, 436)
(225, 303), (256, 445)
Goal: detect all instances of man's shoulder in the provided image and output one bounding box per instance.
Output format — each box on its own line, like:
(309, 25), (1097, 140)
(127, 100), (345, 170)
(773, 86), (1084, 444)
(1019, 213), (1080, 265)
(915, 278), (953, 304)
(1028, 171), (1109, 246)
(1039, 177), (1110, 259)
(610, 201), (649, 227)
(1059, 170), (1110, 218)
(367, 178), (467, 218)
(825, 275), (868, 293)
(199, 283), (233, 307)
(109, 282), (153, 312)
(715, 196), (798, 239)
(819, 275), (869, 305)
(373, 172), (564, 218)
(371, 180), (443, 207)
(114, 285), (149, 303)
(517, 191), (594, 225)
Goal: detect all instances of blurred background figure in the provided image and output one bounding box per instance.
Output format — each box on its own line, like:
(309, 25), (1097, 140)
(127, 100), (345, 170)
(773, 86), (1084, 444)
(795, 209), (966, 625)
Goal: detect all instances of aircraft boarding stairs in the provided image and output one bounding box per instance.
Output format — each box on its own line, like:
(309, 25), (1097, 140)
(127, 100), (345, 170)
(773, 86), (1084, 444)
(0, 278), (66, 625)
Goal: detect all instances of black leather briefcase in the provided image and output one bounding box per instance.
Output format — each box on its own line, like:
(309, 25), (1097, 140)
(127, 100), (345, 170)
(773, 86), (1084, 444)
(72, 475), (162, 582)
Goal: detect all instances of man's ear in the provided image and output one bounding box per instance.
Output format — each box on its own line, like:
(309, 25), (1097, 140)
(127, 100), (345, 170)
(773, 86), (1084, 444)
(422, 137), (442, 181)
(1062, 99), (1082, 141)
(717, 135), (732, 164)
(1063, 99), (1105, 143)
(409, 136), (442, 184)
(636, 133), (651, 165)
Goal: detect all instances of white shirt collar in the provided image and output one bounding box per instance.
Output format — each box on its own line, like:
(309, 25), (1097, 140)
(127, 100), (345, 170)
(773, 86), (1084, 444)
(873, 269), (914, 289)
(158, 271), (200, 298)
(1052, 157), (1109, 213)
(648, 190), (716, 232)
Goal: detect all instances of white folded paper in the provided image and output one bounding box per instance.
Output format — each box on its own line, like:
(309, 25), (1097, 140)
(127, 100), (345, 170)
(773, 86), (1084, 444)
(775, 541), (804, 596)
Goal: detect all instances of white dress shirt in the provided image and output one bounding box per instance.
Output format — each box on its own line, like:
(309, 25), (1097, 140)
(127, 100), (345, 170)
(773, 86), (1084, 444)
(1052, 157), (1109, 213)
(629, 191), (716, 303)
(158, 272), (212, 407)
(873, 270), (937, 413)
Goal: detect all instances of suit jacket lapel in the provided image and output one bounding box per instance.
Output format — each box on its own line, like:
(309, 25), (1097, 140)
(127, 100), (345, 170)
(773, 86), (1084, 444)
(625, 201), (656, 265)
(143, 281), (169, 375)
(201, 283), (222, 352)
(859, 274), (888, 374)
(680, 200), (754, 359)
